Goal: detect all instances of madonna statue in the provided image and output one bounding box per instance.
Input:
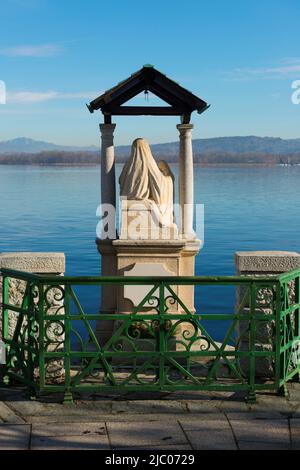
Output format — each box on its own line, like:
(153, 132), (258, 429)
(119, 138), (176, 228)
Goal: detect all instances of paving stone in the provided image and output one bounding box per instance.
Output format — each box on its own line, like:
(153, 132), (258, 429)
(179, 413), (228, 429)
(0, 424), (31, 450)
(285, 383), (300, 401)
(182, 421), (237, 450)
(248, 396), (297, 415)
(6, 400), (64, 416)
(290, 405), (300, 418)
(10, 400), (111, 418)
(0, 384), (299, 450)
(28, 413), (198, 424)
(0, 387), (27, 401)
(73, 400), (113, 413)
(32, 422), (106, 437)
(29, 415), (107, 424)
(111, 400), (186, 414)
(215, 401), (251, 413)
(31, 434), (110, 450)
(187, 397), (250, 413)
(229, 418), (290, 444)
(290, 418), (300, 449)
(226, 412), (284, 420)
(116, 444), (193, 450)
(107, 421), (188, 449)
(185, 401), (221, 413)
(163, 390), (215, 400)
(238, 441), (291, 450)
(0, 402), (26, 424)
(185, 432), (237, 450)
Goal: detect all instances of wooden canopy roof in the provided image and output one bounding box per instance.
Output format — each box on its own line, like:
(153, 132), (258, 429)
(87, 65), (209, 124)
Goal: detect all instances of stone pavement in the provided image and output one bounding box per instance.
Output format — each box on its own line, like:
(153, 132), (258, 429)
(0, 384), (300, 450)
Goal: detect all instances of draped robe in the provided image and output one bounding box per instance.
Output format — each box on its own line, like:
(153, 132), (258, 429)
(119, 138), (175, 227)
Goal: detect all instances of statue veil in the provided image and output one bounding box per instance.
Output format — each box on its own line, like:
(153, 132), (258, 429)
(119, 138), (176, 227)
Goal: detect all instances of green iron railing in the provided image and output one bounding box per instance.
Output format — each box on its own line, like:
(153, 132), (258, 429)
(1, 268), (300, 404)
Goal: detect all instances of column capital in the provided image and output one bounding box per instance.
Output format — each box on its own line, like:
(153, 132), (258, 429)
(177, 123), (194, 135)
(99, 123), (116, 135)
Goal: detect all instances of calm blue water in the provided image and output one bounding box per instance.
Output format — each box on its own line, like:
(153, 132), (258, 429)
(1, 164), (300, 341)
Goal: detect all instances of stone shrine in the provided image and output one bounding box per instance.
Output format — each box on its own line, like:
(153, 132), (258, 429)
(88, 65), (209, 343)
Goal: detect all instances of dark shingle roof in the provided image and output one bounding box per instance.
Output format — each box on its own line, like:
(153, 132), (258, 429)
(87, 65), (209, 119)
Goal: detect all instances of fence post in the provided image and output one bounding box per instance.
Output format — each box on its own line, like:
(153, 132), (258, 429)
(38, 282), (45, 393)
(158, 282), (166, 390)
(63, 284), (73, 405)
(246, 282), (257, 403)
(296, 275), (300, 383)
(26, 282), (37, 399)
(1, 275), (9, 384)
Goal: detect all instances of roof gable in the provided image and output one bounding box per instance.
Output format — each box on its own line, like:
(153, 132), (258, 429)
(87, 65), (209, 123)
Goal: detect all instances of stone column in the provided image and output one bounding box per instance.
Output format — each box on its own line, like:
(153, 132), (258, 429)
(100, 123), (116, 237)
(177, 124), (195, 239)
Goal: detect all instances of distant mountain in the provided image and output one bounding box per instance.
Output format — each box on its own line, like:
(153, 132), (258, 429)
(0, 137), (98, 154)
(116, 136), (300, 157)
(1, 136), (300, 166)
(1, 136), (300, 156)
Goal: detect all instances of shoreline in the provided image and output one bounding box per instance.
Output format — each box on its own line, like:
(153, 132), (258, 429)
(0, 162), (299, 168)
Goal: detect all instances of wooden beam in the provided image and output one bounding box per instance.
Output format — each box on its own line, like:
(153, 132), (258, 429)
(181, 113), (191, 124)
(106, 81), (147, 107)
(102, 106), (187, 116)
(104, 114), (112, 124)
(90, 76), (142, 109)
(149, 82), (190, 108)
(153, 74), (205, 109)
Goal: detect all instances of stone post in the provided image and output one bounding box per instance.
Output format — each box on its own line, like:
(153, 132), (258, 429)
(100, 123), (117, 237)
(235, 251), (300, 377)
(0, 252), (65, 380)
(177, 123), (195, 239)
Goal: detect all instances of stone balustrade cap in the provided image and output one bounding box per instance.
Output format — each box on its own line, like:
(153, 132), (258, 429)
(235, 251), (300, 273)
(0, 252), (65, 273)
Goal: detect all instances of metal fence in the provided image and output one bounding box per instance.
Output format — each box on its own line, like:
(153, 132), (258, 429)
(1, 268), (300, 403)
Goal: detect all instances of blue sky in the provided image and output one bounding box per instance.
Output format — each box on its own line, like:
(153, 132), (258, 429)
(0, 0), (300, 146)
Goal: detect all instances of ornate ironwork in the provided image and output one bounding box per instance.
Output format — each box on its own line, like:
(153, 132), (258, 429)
(1, 268), (299, 403)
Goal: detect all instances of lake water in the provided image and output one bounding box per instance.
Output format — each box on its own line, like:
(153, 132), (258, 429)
(1, 164), (300, 341)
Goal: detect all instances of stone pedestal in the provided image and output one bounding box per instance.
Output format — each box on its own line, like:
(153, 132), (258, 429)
(96, 238), (200, 346)
(113, 239), (200, 315)
(235, 251), (300, 377)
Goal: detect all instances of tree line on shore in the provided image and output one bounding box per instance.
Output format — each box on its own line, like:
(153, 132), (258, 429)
(0, 150), (300, 165)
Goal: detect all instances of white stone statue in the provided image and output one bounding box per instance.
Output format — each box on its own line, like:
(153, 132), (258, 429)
(119, 138), (176, 228)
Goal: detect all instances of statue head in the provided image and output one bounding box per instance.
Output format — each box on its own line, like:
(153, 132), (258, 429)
(133, 137), (145, 144)
(131, 138), (152, 155)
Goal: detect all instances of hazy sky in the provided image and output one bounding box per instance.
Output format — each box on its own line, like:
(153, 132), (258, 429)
(0, 0), (300, 146)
